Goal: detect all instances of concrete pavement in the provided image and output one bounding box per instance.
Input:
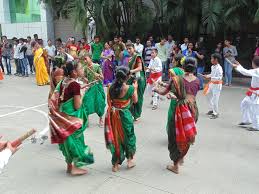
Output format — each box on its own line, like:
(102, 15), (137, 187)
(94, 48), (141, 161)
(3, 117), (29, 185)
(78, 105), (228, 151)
(0, 75), (259, 194)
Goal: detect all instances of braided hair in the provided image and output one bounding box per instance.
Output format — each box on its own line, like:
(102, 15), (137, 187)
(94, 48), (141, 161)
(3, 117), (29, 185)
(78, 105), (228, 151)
(109, 66), (130, 99)
(183, 57), (197, 73)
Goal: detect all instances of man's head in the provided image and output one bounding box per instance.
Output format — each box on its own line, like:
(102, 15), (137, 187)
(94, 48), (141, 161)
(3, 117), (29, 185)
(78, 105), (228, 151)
(126, 42), (135, 56)
(136, 37), (141, 45)
(27, 36), (31, 42)
(146, 40), (152, 47)
(94, 35), (100, 43)
(160, 37), (166, 45)
(119, 36), (123, 43)
(148, 36), (153, 42)
(47, 39), (52, 46)
(187, 42), (194, 51)
(81, 38), (86, 44)
(224, 39), (231, 47)
(1, 36), (7, 42)
(151, 48), (158, 59)
(183, 37), (189, 44)
(168, 35), (173, 42)
(211, 53), (222, 65)
(33, 34), (38, 40)
(114, 36), (119, 44)
(19, 38), (24, 44)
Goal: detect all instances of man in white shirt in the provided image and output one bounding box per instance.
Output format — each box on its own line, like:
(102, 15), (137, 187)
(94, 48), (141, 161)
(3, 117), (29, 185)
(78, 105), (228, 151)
(232, 57), (259, 131)
(165, 35), (175, 63)
(0, 136), (18, 174)
(45, 39), (56, 66)
(181, 37), (189, 52)
(155, 38), (168, 80)
(13, 39), (20, 75)
(146, 48), (163, 110)
(134, 37), (144, 55)
(203, 53), (223, 119)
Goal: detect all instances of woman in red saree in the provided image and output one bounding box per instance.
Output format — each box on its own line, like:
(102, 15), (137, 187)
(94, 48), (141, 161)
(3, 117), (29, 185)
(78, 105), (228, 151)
(104, 66), (138, 172)
(154, 57), (199, 174)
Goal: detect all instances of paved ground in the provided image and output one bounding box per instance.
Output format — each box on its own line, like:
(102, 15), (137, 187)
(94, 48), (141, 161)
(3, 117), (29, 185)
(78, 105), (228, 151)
(0, 74), (259, 194)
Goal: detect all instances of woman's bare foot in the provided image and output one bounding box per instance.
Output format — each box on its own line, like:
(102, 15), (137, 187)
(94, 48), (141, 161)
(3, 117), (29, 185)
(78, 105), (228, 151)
(112, 164), (119, 172)
(99, 117), (104, 127)
(66, 164), (73, 173)
(127, 160), (136, 169)
(179, 159), (184, 166)
(166, 164), (179, 174)
(70, 166), (88, 176)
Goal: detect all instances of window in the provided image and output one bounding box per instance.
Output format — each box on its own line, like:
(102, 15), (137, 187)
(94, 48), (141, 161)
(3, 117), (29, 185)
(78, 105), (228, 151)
(9, 0), (41, 23)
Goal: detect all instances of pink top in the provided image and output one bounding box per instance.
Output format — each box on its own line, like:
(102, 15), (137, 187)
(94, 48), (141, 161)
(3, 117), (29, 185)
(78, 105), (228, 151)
(183, 78), (200, 96)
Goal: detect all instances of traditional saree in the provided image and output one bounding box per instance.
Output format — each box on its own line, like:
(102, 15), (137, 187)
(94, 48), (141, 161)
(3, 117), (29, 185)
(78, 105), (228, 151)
(167, 76), (198, 163)
(82, 63), (106, 117)
(169, 67), (184, 78)
(101, 49), (114, 86)
(49, 81), (94, 167)
(104, 86), (136, 165)
(34, 48), (49, 86)
(127, 54), (146, 119)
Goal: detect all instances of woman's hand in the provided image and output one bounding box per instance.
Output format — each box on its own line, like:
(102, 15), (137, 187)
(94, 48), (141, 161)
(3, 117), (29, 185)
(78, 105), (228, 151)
(231, 60), (240, 68)
(133, 80), (138, 90)
(166, 92), (177, 99)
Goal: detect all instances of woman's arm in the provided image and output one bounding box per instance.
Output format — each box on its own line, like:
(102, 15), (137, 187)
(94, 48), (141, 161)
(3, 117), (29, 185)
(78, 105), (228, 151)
(154, 81), (170, 95)
(130, 57), (143, 74)
(132, 82), (138, 103)
(73, 95), (82, 110)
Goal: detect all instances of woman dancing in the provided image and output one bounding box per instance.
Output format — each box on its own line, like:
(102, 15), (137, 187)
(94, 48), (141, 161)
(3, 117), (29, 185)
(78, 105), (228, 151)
(154, 57), (199, 174)
(105, 66), (138, 172)
(49, 62), (94, 176)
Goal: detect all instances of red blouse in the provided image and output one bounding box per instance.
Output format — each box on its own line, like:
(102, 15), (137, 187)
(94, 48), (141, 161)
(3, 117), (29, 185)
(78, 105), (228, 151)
(60, 81), (81, 102)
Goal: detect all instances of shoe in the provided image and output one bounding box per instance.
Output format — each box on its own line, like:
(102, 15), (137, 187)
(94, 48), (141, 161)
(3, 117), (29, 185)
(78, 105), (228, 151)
(224, 83), (229, 86)
(238, 122), (251, 126)
(210, 114), (219, 119)
(25, 74), (29, 77)
(246, 127), (259, 131)
(206, 111), (213, 115)
(150, 100), (153, 105)
(152, 105), (158, 110)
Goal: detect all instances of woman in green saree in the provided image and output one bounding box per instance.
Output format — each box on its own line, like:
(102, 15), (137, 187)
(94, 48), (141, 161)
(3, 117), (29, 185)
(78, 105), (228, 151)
(169, 54), (185, 78)
(104, 66), (138, 172)
(49, 62), (94, 176)
(154, 57), (199, 174)
(126, 43), (146, 121)
(82, 56), (106, 127)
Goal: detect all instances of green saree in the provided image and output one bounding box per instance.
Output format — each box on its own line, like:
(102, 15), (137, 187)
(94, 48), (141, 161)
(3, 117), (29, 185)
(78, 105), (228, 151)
(82, 63), (106, 117)
(127, 54), (146, 120)
(56, 83), (94, 167)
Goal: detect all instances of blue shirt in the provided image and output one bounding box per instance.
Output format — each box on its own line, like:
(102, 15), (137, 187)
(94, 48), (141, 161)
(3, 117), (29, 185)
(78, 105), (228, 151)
(183, 49), (197, 58)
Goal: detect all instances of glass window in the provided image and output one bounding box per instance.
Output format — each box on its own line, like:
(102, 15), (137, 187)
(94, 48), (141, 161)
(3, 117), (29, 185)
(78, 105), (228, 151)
(9, 0), (41, 23)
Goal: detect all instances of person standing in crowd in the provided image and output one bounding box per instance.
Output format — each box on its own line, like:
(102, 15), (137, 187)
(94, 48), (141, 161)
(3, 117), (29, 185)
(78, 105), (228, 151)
(101, 42), (115, 86)
(13, 39), (20, 76)
(67, 37), (78, 58)
(0, 40), (4, 74)
(146, 48), (163, 110)
(143, 40), (154, 67)
(32, 41), (49, 86)
(81, 38), (91, 53)
(55, 38), (63, 53)
(195, 42), (206, 90)
(49, 62), (94, 175)
(148, 36), (156, 47)
(154, 57), (199, 174)
(182, 42), (196, 58)
(91, 35), (103, 64)
(126, 43), (146, 121)
(1, 36), (12, 75)
(118, 36), (126, 48)
(18, 38), (29, 77)
(26, 36), (34, 74)
(203, 53), (223, 119)
(254, 42), (259, 57)
(232, 57), (259, 131)
(113, 36), (125, 66)
(134, 37), (144, 55)
(223, 39), (238, 86)
(181, 37), (189, 52)
(105, 66), (138, 172)
(215, 42), (223, 55)
(155, 38), (168, 80)
(45, 39), (56, 68)
(165, 35), (175, 67)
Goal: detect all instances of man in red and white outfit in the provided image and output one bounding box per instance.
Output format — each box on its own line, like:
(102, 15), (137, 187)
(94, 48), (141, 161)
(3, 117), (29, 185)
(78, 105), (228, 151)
(146, 48), (163, 110)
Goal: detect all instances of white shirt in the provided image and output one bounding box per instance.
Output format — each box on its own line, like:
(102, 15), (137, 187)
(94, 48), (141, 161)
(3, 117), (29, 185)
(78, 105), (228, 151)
(165, 40), (175, 58)
(236, 65), (259, 88)
(17, 43), (25, 59)
(66, 53), (74, 62)
(45, 45), (56, 58)
(208, 64), (223, 81)
(0, 149), (12, 174)
(13, 45), (20, 59)
(181, 43), (188, 52)
(134, 43), (144, 55)
(147, 56), (163, 73)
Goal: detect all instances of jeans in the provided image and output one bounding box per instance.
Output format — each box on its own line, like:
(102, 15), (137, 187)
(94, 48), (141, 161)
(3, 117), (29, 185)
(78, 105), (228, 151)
(19, 58), (29, 76)
(162, 61), (168, 80)
(2, 56), (11, 74)
(0, 59), (4, 73)
(14, 59), (21, 74)
(197, 66), (205, 89)
(26, 55), (34, 73)
(224, 60), (233, 85)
